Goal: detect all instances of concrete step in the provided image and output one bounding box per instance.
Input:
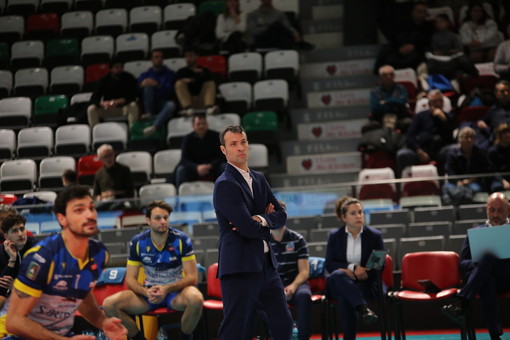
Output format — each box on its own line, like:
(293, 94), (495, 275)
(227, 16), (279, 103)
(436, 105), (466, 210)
(303, 32), (343, 49)
(300, 74), (377, 93)
(270, 171), (358, 189)
(297, 118), (366, 141)
(290, 106), (369, 127)
(286, 151), (361, 175)
(300, 44), (380, 63)
(281, 138), (360, 158)
(307, 88), (370, 109)
(301, 58), (375, 79)
(301, 18), (343, 35)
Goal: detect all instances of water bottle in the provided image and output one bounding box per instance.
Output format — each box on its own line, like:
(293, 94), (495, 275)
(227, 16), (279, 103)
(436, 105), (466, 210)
(156, 327), (168, 340)
(291, 321), (298, 340)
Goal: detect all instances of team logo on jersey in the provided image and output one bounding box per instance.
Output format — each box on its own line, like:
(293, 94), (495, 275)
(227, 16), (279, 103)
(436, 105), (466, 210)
(61, 262), (67, 269)
(53, 280), (68, 291)
(286, 242), (295, 252)
(169, 246), (175, 252)
(146, 246), (151, 252)
(26, 261), (41, 280)
(32, 253), (46, 263)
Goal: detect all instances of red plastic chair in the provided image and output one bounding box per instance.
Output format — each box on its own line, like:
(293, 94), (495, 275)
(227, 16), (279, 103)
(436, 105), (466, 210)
(0, 194), (17, 205)
(202, 263), (223, 338)
(25, 13), (60, 41)
(392, 251), (466, 340)
(85, 63), (110, 85)
(197, 55), (227, 81)
(461, 75), (498, 94)
(359, 184), (398, 202)
(77, 155), (103, 186)
(456, 105), (489, 125)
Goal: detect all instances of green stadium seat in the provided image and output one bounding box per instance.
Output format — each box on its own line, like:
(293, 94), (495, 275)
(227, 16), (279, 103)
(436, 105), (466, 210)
(129, 120), (165, 153)
(45, 38), (80, 69)
(198, 0), (225, 15)
(33, 95), (69, 127)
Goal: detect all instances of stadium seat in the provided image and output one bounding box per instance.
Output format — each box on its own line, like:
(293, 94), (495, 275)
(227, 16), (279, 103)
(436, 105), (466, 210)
(81, 35), (115, 66)
(116, 151), (152, 189)
(74, 0), (104, 12)
(92, 122), (128, 151)
(95, 8), (127, 37)
(0, 70), (12, 99)
(129, 6), (161, 35)
(218, 82), (252, 115)
(55, 124), (91, 157)
(198, 0), (225, 15)
(394, 67), (418, 101)
(264, 49), (299, 87)
(0, 129), (15, 161)
(115, 33), (149, 63)
(197, 55), (227, 81)
(163, 57), (186, 72)
(151, 30), (181, 58)
(17, 126), (54, 159)
(124, 60), (151, 79)
(0, 96), (31, 129)
(70, 92), (92, 105)
(0, 15), (24, 44)
(178, 181), (214, 196)
(166, 117), (193, 148)
(50, 65), (84, 96)
(128, 120), (165, 153)
(163, 3), (195, 30)
(0, 159), (37, 192)
(357, 167), (398, 202)
(45, 38), (81, 70)
(40, 0), (72, 14)
(25, 13), (60, 41)
(139, 183), (177, 205)
(414, 206), (455, 223)
(84, 63), (110, 91)
(456, 106), (489, 125)
(77, 154), (103, 186)
(61, 11), (94, 40)
(426, 6), (455, 25)
(11, 40), (44, 70)
(14, 67), (48, 97)
(242, 111), (279, 158)
(0, 43), (9, 70)
(33, 94), (68, 127)
(152, 149), (181, 182)
(248, 143), (269, 170)
(38, 156), (75, 190)
(253, 79), (288, 112)
(228, 52), (263, 84)
(6, 0), (38, 15)
(207, 113), (241, 132)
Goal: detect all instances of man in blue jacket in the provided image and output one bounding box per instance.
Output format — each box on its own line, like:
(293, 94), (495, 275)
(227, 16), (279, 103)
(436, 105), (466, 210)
(213, 125), (293, 340)
(138, 49), (176, 136)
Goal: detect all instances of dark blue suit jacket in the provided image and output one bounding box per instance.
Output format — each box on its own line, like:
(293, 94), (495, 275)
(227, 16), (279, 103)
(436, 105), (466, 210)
(325, 225), (384, 276)
(213, 163), (286, 278)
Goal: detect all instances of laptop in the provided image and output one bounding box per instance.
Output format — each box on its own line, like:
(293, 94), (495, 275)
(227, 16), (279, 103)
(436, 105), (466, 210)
(467, 224), (510, 262)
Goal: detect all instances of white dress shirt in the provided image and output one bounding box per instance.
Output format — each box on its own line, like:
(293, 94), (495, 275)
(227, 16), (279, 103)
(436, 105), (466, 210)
(346, 226), (364, 272)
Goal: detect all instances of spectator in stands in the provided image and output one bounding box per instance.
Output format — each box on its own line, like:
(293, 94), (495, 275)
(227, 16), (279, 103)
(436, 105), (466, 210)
(442, 127), (489, 205)
(87, 58), (139, 129)
(442, 192), (510, 340)
(175, 47), (219, 117)
(138, 49), (177, 137)
(93, 144), (134, 201)
(459, 2), (503, 63)
(476, 80), (510, 150)
(174, 114), (225, 189)
(0, 205), (17, 245)
(374, 2), (434, 72)
(427, 14), (478, 79)
(269, 200), (311, 340)
(103, 200), (203, 340)
(0, 213), (34, 301)
(488, 123), (510, 192)
(61, 169), (77, 187)
(494, 37), (510, 81)
(325, 197), (383, 340)
(396, 90), (454, 177)
(216, 0), (248, 54)
(246, 0), (303, 50)
(369, 65), (409, 130)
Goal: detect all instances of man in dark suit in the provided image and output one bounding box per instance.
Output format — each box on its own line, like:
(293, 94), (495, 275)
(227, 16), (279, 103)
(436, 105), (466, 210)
(443, 192), (510, 340)
(213, 125), (293, 340)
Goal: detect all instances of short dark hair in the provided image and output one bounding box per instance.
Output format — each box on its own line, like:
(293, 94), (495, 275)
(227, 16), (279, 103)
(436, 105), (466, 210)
(151, 49), (164, 58)
(62, 169), (77, 184)
(219, 125), (246, 146)
(53, 185), (92, 216)
(145, 200), (173, 218)
(183, 46), (197, 55)
(1, 213), (26, 234)
(192, 113), (207, 125)
(109, 57), (123, 67)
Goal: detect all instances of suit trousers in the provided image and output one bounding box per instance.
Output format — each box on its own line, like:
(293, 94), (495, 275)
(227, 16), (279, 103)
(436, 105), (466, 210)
(459, 254), (510, 338)
(218, 253), (293, 340)
(327, 270), (376, 340)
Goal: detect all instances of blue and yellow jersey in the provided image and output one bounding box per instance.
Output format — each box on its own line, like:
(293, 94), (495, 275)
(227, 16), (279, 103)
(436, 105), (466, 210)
(0, 233), (108, 336)
(128, 227), (195, 286)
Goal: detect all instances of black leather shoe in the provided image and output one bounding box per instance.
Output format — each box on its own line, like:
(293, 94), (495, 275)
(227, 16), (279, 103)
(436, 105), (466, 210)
(359, 305), (379, 325)
(441, 300), (465, 324)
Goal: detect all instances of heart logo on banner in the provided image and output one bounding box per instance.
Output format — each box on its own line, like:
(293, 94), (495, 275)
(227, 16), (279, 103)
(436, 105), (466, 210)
(302, 159), (312, 170)
(326, 65), (337, 75)
(321, 94), (332, 105)
(312, 126), (322, 137)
